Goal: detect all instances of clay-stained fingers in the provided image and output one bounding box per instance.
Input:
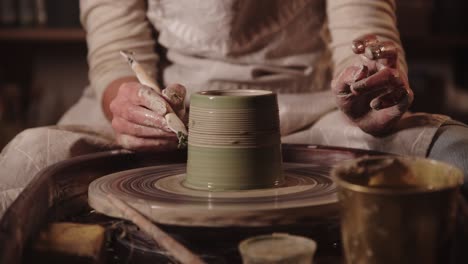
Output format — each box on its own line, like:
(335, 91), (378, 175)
(162, 83), (186, 108)
(162, 83), (187, 117)
(363, 41), (398, 68)
(370, 88), (410, 110)
(112, 117), (175, 138)
(118, 82), (170, 116)
(352, 35), (398, 68)
(332, 65), (369, 96)
(110, 100), (172, 132)
(349, 67), (401, 95)
(116, 133), (178, 152)
(352, 34), (379, 54)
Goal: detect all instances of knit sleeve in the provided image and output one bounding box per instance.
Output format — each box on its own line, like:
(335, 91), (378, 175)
(326, 0), (407, 77)
(80, 0), (158, 105)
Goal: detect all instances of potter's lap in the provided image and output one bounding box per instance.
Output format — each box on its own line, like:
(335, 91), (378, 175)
(428, 124), (468, 194)
(0, 126), (55, 190)
(0, 125), (116, 190)
(282, 110), (450, 157)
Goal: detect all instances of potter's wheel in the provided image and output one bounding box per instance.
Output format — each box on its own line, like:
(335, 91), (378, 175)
(89, 162), (340, 227)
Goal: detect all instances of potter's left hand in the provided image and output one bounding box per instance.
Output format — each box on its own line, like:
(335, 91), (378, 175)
(331, 35), (414, 136)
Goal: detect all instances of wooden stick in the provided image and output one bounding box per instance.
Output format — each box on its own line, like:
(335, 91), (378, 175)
(119, 50), (162, 93)
(107, 194), (205, 264)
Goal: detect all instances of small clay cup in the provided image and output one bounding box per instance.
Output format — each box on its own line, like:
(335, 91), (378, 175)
(239, 233), (317, 264)
(185, 89), (283, 190)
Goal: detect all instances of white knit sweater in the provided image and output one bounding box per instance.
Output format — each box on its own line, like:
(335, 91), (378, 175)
(81, 0), (404, 93)
(79, 0), (415, 137)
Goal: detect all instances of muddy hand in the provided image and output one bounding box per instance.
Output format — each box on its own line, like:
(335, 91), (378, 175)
(110, 82), (187, 151)
(332, 34), (414, 136)
(119, 50), (187, 146)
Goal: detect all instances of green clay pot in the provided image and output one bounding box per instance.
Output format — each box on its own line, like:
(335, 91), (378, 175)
(185, 89), (283, 191)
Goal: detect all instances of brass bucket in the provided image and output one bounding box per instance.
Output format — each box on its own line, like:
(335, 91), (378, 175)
(332, 156), (464, 264)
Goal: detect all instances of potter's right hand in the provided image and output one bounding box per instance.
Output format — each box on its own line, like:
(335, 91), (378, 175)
(109, 82), (187, 151)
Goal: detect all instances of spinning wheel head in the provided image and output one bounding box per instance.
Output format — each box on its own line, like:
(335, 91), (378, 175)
(89, 163), (338, 227)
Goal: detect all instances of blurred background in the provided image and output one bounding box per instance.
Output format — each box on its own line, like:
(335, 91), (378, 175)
(0, 0), (467, 148)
